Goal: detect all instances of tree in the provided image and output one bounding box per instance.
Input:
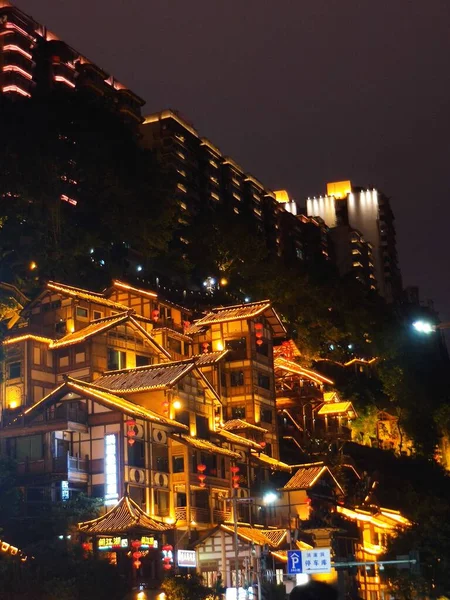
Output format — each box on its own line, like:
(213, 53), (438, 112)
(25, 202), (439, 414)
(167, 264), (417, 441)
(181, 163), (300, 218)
(161, 574), (214, 600)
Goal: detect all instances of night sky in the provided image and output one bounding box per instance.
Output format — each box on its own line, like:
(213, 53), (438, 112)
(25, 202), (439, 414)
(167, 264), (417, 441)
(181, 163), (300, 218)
(16, 0), (450, 321)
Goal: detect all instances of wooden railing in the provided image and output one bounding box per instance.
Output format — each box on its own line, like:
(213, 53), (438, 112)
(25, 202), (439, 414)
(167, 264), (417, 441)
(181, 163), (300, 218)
(175, 507), (231, 524)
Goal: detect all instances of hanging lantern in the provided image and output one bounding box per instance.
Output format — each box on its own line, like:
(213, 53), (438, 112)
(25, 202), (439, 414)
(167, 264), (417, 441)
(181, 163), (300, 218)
(163, 562), (172, 570)
(259, 441), (267, 450)
(82, 542), (90, 553)
(152, 308), (160, 323)
(126, 419), (137, 446)
(197, 464), (207, 473)
(230, 465), (240, 490)
(197, 464), (207, 488)
(162, 544), (174, 571)
(183, 320), (191, 332)
(134, 560), (141, 569)
(131, 540), (142, 550)
(132, 551), (141, 559)
(162, 399), (169, 415)
(202, 341), (210, 354)
(256, 339), (264, 346)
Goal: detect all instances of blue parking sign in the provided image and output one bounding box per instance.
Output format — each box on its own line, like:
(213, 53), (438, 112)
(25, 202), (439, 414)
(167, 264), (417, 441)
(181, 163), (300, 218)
(287, 550), (303, 575)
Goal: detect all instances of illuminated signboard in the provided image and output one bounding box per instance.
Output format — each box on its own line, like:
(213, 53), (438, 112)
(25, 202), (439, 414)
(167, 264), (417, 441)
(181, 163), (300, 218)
(140, 536), (158, 549)
(98, 537), (128, 551)
(177, 549), (197, 568)
(61, 480), (69, 501)
(104, 434), (119, 506)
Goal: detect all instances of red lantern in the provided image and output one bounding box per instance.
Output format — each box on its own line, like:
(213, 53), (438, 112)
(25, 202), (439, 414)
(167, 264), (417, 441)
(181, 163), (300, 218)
(82, 542), (90, 552)
(259, 441), (267, 449)
(163, 563), (172, 570)
(198, 474), (206, 483)
(202, 342), (210, 354)
(132, 551), (141, 559)
(131, 540), (142, 549)
(256, 339), (264, 346)
(152, 309), (160, 323)
(197, 464), (207, 473)
(126, 419), (137, 446)
(230, 466), (240, 475)
(183, 320), (191, 332)
(134, 560), (141, 569)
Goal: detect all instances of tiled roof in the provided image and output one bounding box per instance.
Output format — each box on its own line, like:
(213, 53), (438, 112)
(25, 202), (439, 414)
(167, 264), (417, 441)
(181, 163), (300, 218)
(192, 350), (230, 365)
(50, 313), (130, 349)
(323, 391), (340, 402)
(94, 360), (195, 392)
(47, 281), (129, 311)
(23, 377), (187, 430)
(222, 419), (268, 434)
(215, 429), (262, 450)
(250, 451), (292, 472)
(274, 357), (334, 385)
(176, 435), (241, 459)
(317, 401), (356, 416)
(3, 334), (53, 346)
(187, 301), (286, 337)
(108, 280), (158, 299)
(283, 462), (343, 492)
(78, 492), (172, 534)
(220, 525), (287, 548)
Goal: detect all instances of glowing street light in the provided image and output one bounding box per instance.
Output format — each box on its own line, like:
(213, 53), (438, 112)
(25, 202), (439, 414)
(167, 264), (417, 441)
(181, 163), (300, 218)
(262, 491), (278, 505)
(412, 320), (435, 334)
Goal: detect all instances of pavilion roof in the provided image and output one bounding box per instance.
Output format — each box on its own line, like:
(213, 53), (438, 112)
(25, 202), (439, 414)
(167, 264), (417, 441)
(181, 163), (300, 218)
(78, 491), (172, 535)
(222, 419), (268, 434)
(50, 313), (130, 349)
(47, 281), (129, 311)
(282, 462), (343, 493)
(215, 429), (262, 450)
(23, 377), (187, 430)
(220, 525), (287, 548)
(191, 350), (230, 365)
(175, 434), (241, 459)
(274, 357), (334, 385)
(94, 359), (194, 392)
(250, 450), (292, 472)
(317, 401), (357, 417)
(186, 301), (286, 337)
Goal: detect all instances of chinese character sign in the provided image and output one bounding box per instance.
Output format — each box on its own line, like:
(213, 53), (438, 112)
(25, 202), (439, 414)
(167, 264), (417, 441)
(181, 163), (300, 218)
(301, 548), (331, 574)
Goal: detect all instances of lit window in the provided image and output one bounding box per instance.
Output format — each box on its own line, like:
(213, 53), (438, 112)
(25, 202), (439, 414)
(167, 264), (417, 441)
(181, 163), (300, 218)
(175, 133), (185, 142)
(252, 193), (260, 202)
(234, 207), (240, 214)
(76, 306), (89, 319)
(177, 169), (186, 177)
(232, 177), (241, 187)
(180, 202), (187, 211)
(176, 151), (185, 160)
(209, 160), (219, 169)
(107, 349), (126, 371)
(177, 183), (187, 193)
(93, 310), (103, 320)
(232, 193), (241, 201)
(211, 192), (220, 201)
(210, 176), (219, 185)
(253, 208), (262, 217)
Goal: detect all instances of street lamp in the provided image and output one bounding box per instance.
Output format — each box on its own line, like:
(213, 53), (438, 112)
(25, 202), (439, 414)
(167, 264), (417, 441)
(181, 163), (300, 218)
(412, 320), (435, 334)
(262, 491), (278, 505)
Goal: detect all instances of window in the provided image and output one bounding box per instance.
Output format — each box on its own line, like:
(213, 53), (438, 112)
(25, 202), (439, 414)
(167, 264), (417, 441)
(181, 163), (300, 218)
(91, 484), (104, 499)
(196, 414), (209, 439)
(225, 337), (247, 360)
(76, 306), (88, 319)
(172, 456), (185, 473)
(256, 341), (269, 357)
(8, 362), (21, 379)
(15, 434), (43, 461)
(167, 337), (182, 354)
(257, 373), (271, 390)
(231, 406), (246, 419)
(55, 320), (67, 335)
(152, 445), (169, 473)
(59, 354), (69, 368)
(176, 410), (190, 427)
(128, 439), (145, 468)
(75, 352), (86, 363)
(129, 485), (145, 508)
(261, 409), (273, 423)
(92, 310), (103, 320)
(230, 371), (244, 387)
(154, 489), (170, 516)
(136, 355), (150, 367)
(107, 349), (126, 371)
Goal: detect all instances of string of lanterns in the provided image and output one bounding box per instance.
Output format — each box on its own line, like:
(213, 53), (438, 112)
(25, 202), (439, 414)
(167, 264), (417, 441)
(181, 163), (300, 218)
(197, 463), (207, 488)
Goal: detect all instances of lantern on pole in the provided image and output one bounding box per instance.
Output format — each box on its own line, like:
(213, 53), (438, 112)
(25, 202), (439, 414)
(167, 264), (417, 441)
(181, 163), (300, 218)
(131, 540), (142, 569)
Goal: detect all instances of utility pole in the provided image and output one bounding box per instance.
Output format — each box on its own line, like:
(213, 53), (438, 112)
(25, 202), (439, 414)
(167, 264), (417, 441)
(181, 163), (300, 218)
(233, 493), (239, 600)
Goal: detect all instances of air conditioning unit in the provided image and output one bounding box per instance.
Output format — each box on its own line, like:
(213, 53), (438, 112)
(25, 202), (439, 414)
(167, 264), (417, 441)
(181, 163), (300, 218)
(153, 472), (169, 488)
(129, 468), (145, 484)
(152, 428), (167, 444)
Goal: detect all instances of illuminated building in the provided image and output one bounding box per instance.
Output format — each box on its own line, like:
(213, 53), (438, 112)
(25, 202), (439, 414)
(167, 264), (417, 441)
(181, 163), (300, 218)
(306, 181), (402, 302)
(0, 1), (144, 123)
(329, 226), (377, 291)
(141, 110), (329, 268)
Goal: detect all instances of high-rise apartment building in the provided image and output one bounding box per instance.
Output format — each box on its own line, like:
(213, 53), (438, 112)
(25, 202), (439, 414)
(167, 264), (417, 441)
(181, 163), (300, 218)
(141, 111), (329, 270)
(0, 1), (144, 124)
(306, 180), (402, 301)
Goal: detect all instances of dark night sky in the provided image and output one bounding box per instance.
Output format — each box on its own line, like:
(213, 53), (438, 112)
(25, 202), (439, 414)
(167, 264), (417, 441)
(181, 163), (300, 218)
(16, 0), (450, 320)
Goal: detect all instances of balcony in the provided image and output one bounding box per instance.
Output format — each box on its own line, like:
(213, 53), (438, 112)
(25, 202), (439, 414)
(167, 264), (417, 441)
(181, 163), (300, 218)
(175, 506), (231, 525)
(2, 404), (88, 433)
(17, 453), (89, 483)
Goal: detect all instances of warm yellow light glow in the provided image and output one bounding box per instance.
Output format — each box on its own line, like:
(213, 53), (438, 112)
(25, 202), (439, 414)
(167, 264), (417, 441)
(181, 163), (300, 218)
(274, 190), (290, 203)
(8, 401), (18, 409)
(327, 180), (352, 199)
(216, 340), (224, 352)
(137, 593), (146, 600)
(165, 517), (176, 525)
(29, 261), (37, 270)
(157, 593), (167, 600)
(172, 400), (182, 410)
(219, 278), (228, 286)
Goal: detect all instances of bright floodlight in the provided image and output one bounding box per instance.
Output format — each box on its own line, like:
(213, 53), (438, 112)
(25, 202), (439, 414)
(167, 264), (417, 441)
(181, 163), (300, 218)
(263, 491), (278, 505)
(413, 320), (434, 334)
